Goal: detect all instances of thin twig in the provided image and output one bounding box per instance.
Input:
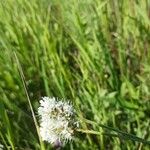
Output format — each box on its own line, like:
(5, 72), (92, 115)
(14, 52), (45, 150)
(79, 118), (150, 145)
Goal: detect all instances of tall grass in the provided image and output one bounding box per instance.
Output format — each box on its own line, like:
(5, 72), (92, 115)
(0, 0), (150, 149)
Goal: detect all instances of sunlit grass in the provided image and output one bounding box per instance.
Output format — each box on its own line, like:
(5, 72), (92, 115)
(0, 0), (150, 149)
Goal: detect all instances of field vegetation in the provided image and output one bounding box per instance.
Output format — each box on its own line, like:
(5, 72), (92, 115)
(0, 0), (150, 149)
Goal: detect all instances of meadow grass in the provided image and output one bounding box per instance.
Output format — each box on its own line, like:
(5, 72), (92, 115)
(0, 0), (150, 149)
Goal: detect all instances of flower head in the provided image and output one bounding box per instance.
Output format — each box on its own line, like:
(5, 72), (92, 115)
(38, 97), (78, 145)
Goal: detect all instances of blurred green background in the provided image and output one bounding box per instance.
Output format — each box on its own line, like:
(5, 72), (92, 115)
(0, 0), (150, 149)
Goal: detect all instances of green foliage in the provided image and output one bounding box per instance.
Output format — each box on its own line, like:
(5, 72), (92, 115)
(0, 0), (150, 149)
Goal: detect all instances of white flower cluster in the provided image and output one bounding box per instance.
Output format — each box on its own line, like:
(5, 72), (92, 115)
(38, 97), (78, 145)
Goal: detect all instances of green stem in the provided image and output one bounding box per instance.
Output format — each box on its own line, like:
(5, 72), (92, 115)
(78, 118), (150, 145)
